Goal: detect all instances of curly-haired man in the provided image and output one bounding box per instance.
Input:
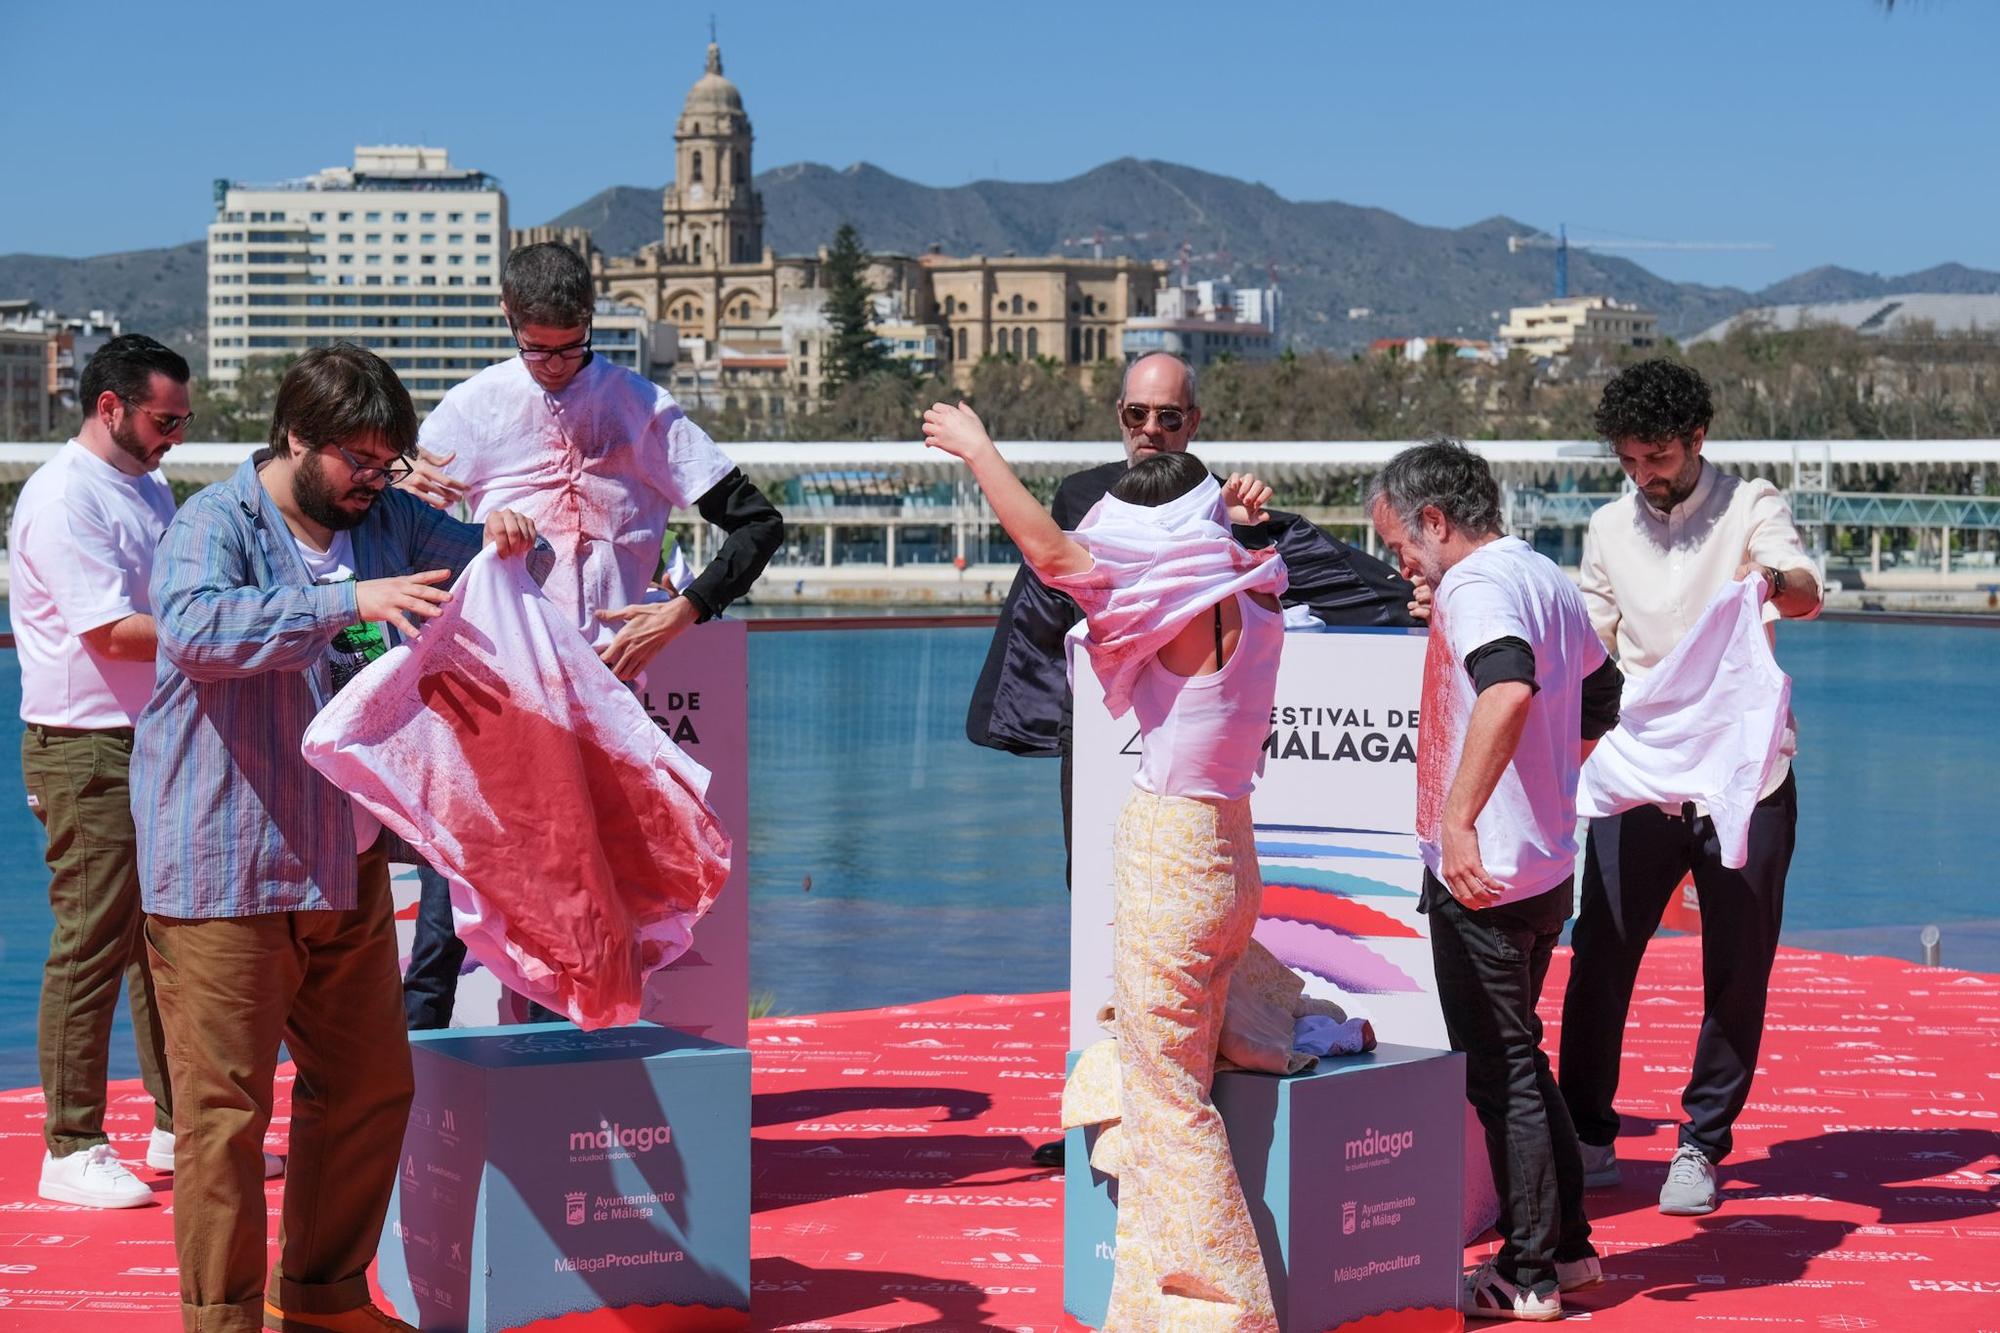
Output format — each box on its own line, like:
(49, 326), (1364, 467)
(1558, 359), (1821, 1218)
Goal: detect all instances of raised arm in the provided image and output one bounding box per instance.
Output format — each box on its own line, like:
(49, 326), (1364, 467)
(921, 402), (1091, 580)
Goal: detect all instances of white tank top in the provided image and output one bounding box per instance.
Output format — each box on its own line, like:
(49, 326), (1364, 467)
(1129, 593), (1285, 802)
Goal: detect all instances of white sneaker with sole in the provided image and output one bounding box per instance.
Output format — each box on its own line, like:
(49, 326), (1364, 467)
(1659, 1144), (1719, 1215)
(1556, 1253), (1604, 1292)
(146, 1128), (285, 1179)
(1579, 1139), (1621, 1188)
(1463, 1259), (1562, 1321)
(39, 1144), (154, 1209)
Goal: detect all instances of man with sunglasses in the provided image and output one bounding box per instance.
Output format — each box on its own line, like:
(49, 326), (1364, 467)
(964, 350), (1417, 1165)
(134, 343), (546, 1333)
(398, 241), (783, 1027)
(10, 335), (211, 1208)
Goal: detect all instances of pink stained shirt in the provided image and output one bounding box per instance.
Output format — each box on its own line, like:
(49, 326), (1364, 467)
(418, 356), (735, 649)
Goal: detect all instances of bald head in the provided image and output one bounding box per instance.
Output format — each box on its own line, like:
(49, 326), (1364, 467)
(1116, 353), (1201, 462)
(1121, 353), (1198, 407)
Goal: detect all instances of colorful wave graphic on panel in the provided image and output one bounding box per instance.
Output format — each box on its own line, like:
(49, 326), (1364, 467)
(1254, 827), (1425, 996)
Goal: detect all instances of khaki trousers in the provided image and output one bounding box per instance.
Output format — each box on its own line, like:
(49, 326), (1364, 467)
(146, 839), (413, 1333)
(22, 726), (173, 1155)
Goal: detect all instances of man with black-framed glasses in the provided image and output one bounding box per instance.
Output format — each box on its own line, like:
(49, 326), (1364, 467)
(963, 350), (1418, 1166)
(398, 240), (783, 1028)
(136, 343), (547, 1333)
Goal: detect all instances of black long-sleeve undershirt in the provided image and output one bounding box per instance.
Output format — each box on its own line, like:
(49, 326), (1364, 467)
(680, 467), (784, 621)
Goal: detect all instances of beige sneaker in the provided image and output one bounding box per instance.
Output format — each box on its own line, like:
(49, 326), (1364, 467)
(38, 1144), (154, 1209)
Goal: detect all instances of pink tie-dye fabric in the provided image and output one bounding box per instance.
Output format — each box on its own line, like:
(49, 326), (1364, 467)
(1044, 476), (1288, 717)
(301, 547), (732, 1029)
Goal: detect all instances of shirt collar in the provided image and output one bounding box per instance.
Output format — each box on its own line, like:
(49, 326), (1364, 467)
(1638, 458), (1716, 523)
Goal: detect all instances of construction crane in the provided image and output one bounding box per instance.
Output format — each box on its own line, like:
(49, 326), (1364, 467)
(1058, 228), (1161, 259)
(1508, 223), (1772, 298)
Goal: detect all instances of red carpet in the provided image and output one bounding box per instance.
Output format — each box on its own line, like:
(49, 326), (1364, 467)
(0, 940), (1995, 1330)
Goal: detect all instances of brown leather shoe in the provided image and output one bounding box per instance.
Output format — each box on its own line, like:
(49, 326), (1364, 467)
(263, 1300), (416, 1332)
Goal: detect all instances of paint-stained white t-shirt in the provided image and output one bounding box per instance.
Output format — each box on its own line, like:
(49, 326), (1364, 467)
(418, 356), (734, 648)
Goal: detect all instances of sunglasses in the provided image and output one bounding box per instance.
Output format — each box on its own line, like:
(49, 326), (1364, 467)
(118, 396), (197, 435)
(1120, 402), (1189, 433)
(319, 442), (414, 485)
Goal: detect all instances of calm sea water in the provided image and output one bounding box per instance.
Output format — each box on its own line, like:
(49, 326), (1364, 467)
(0, 618), (1990, 1089)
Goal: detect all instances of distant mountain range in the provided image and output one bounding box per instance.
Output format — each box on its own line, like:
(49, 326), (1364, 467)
(7, 158), (1999, 365)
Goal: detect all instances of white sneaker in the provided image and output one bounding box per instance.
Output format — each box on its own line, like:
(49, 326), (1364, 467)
(146, 1128), (285, 1179)
(1579, 1139), (1621, 1188)
(1463, 1259), (1562, 1321)
(1659, 1144), (1719, 1215)
(38, 1144), (154, 1209)
(1555, 1253), (1604, 1292)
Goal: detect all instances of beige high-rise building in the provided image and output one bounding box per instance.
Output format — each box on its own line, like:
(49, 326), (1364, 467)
(597, 42), (1171, 426)
(1498, 295), (1659, 359)
(206, 146), (511, 411)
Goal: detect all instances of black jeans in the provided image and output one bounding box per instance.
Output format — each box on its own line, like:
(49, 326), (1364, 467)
(401, 864), (464, 1030)
(1425, 871), (1592, 1289)
(1559, 772), (1796, 1165)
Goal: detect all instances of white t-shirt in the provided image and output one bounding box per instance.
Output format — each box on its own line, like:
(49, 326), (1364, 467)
(8, 440), (177, 729)
(417, 356), (735, 647)
(1416, 536), (1606, 904)
(290, 529), (384, 851)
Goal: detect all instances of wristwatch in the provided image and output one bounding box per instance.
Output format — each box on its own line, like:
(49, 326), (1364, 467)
(1768, 566), (1787, 597)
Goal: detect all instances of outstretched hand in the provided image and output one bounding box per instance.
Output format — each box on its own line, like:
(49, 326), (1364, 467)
(355, 569), (453, 639)
(921, 401), (995, 463)
(595, 595), (698, 682)
(1222, 472), (1272, 526)
(399, 446), (467, 510)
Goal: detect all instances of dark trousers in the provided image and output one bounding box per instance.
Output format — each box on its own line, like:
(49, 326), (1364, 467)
(1425, 871), (1592, 1289)
(23, 727), (173, 1155)
(401, 864), (464, 1030)
(1559, 773), (1796, 1165)
(406, 865), (562, 1026)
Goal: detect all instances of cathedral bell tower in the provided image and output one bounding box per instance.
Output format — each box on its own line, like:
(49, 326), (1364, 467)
(662, 42), (764, 268)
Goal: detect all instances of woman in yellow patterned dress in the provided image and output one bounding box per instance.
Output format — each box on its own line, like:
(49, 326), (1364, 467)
(924, 400), (1289, 1331)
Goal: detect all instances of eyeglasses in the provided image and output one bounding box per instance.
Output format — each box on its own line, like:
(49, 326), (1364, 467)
(118, 396), (196, 435)
(1120, 402), (1189, 433)
(513, 322), (593, 365)
(319, 442), (414, 485)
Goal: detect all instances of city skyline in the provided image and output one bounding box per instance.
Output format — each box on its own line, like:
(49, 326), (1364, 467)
(4, 1), (1996, 291)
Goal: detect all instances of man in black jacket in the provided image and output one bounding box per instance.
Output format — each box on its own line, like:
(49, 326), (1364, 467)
(968, 352), (1417, 852)
(965, 352), (1415, 1166)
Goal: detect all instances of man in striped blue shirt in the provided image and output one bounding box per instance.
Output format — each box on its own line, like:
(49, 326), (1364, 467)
(134, 344), (545, 1333)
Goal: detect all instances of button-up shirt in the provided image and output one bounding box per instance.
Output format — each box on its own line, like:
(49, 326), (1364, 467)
(134, 454), (550, 919)
(1579, 460), (1819, 795)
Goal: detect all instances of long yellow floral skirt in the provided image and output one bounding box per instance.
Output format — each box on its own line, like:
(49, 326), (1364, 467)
(1104, 788), (1278, 1333)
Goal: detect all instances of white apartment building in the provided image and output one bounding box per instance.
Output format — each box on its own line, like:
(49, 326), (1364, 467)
(207, 145), (511, 410)
(1498, 294), (1659, 359)
(1121, 278), (1281, 367)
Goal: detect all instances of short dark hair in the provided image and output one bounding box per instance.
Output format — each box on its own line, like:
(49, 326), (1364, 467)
(268, 343), (418, 458)
(1367, 438), (1503, 538)
(1593, 359), (1713, 446)
(502, 242), (595, 328)
(78, 335), (189, 414)
(1110, 450), (1210, 507)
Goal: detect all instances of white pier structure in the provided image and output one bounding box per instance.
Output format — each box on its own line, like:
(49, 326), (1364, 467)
(2, 440), (1996, 578)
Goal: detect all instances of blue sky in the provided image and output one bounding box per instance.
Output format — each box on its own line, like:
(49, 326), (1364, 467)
(3, 0), (1993, 292)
